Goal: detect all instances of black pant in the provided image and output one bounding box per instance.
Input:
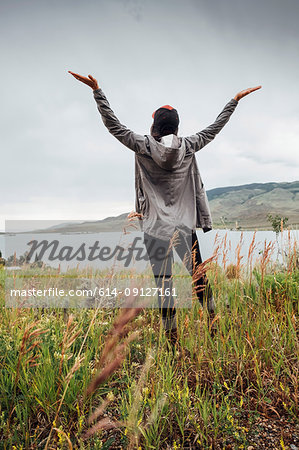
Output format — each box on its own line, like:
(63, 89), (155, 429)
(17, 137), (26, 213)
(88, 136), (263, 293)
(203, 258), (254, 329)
(144, 229), (213, 321)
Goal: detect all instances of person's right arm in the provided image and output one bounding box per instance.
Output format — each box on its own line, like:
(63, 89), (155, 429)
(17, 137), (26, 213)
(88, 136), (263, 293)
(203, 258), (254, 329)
(184, 98), (238, 152)
(185, 86), (261, 153)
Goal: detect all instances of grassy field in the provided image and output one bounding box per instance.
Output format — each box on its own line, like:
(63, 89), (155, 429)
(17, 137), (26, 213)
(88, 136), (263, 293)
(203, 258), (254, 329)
(0, 233), (298, 449)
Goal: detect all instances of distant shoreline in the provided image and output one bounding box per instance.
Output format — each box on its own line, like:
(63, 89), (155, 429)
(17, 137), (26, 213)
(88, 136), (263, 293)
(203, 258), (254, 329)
(1, 180), (298, 234)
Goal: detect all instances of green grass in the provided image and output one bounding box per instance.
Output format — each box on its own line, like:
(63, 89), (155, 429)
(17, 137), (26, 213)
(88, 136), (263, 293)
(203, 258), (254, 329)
(0, 243), (298, 449)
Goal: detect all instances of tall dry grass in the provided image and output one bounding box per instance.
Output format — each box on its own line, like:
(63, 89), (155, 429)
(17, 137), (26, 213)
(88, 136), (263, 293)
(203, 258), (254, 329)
(0, 228), (298, 448)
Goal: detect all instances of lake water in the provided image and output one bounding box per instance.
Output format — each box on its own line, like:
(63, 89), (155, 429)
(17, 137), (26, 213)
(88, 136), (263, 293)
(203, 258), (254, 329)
(1, 229), (298, 272)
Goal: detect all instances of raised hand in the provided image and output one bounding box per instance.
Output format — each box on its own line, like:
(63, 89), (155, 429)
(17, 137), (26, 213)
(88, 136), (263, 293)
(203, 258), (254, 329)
(234, 85), (262, 101)
(68, 71), (99, 90)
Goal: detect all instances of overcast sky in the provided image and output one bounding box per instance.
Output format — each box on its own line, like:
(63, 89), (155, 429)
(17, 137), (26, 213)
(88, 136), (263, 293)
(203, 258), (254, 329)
(1, 0), (299, 231)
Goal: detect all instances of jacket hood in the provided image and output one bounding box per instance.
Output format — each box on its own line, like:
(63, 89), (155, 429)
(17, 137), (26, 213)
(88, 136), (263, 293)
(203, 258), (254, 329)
(149, 134), (186, 171)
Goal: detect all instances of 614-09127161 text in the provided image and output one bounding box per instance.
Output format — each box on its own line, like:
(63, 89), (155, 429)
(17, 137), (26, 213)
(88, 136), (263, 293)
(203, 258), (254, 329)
(9, 286), (178, 298)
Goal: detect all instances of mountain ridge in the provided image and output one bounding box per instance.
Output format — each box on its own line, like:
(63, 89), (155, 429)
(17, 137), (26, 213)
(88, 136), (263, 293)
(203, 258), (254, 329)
(26, 181), (299, 233)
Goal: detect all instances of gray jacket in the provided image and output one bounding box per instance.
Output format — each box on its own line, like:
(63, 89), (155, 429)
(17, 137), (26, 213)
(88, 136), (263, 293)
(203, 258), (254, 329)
(93, 88), (238, 239)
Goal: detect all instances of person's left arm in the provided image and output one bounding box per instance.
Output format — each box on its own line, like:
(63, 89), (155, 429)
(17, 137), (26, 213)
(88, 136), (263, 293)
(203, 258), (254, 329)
(68, 71), (147, 153)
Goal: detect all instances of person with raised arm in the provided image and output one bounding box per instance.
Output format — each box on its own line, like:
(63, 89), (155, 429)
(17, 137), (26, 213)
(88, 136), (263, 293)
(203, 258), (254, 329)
(69, 70), (261, 343)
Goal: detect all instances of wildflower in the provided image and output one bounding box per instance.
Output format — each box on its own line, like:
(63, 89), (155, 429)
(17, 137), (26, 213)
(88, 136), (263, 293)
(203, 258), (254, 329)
(107, 391), (115, 402)
(54, 351), (62, 360)
(280, 437), (286, 449)
(142, 387), (149, 397)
